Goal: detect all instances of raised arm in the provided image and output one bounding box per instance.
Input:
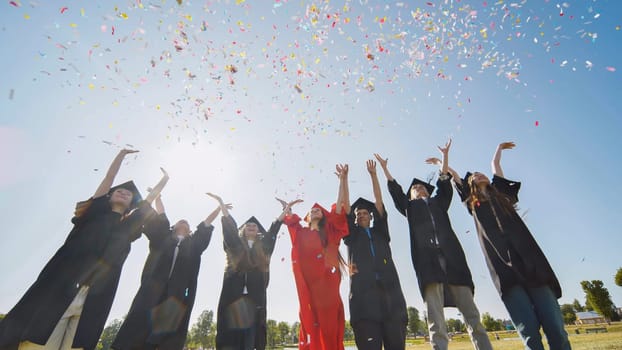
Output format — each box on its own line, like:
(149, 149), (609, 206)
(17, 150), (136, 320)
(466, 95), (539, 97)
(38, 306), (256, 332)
(206, 192), (231, 217)
(276, 197), (304, 221)
(203, 204), (225, 226)
(374, 153), (394, 181)
(335, 163), (349, 214)
(375, 154), (409, 216)
(144, 168), (170, 204)
(146, 187), (165, 214)
(492, 141), (515, 178)
(93, 149), (139, 198)
(367, 159), (384, 217)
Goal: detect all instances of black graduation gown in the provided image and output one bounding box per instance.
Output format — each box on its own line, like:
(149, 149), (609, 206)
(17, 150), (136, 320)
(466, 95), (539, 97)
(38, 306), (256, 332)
(344, 205), (408, 325)
(0, 195), (154, 350)
(113, 213), (214, 350)
(215, 215), (282, 350)
(388, 176), (474, 304)
(456, 175), (562, 298)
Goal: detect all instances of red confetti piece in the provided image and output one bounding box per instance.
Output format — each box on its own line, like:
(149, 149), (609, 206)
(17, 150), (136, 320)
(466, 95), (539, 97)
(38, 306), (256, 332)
(60, 6), (68, 14)
(9, 1), (19, 7)
(535, 121), (539, 126)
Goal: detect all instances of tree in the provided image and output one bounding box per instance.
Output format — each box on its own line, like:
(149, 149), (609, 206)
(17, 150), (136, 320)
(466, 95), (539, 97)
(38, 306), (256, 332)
(481, 313), (502, 331)
(572, 299), (585, 312)
(560, 304), (577, 325)
(188, 310), (215, 349)
(97, 318), (123, 350)
(266, 319), (279, 347)
(290, 321), (300, 344)
(615, 267), (622, 287)
(581, 280), (616, 320)
(407, 306), (423, 337)
(446, 318), (465, 333)
(344, 321), (354, 341)
(277, 321), (290, 344)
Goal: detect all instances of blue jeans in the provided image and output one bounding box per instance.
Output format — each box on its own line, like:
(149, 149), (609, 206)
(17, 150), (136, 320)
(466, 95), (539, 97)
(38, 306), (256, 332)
(501, 285), (571, 350)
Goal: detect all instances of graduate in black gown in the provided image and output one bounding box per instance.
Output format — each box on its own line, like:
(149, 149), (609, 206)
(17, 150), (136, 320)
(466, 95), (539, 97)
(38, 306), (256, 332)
(112, 194), (224, 350)
(0, 149), (168, 350)
(208, 193), (290, 350)
(452, 142), (569, 350)
(343, 160), (408, 350)
(375, 142), (492, 350)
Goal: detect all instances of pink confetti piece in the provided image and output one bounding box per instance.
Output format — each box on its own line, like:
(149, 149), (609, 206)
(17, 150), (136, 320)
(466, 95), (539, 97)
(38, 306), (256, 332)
(535, 121), (539, 126)
(60, 6), (68, 14)
(9, 1), (20, 7)
(605, 66), (616, 72)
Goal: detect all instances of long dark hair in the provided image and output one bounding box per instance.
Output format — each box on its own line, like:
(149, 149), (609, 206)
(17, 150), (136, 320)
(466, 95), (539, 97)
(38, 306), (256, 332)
(316, 216), (347, 275)
(227, 225), (270, 273)
(467, 177), (517, 216)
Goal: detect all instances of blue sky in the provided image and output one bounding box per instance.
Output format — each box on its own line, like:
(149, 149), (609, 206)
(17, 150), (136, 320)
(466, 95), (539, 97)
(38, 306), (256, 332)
(1, 0), (621, 327)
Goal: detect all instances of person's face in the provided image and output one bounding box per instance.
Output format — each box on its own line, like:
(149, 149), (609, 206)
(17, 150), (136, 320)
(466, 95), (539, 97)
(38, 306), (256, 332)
(309, 207), (324, 222)
(410, 184), (429, 199)
(471, 172), (490, 187)
(173, 219), (191, 236)
(109, 188), (133, 209)
(244, 222), (259, 240)
(355, 208), (371, 228)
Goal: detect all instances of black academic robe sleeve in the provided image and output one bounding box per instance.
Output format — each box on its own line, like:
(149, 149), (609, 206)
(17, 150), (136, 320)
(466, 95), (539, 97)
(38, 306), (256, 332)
(262, 220), (282, 256)
(221, 215), (244, 254)
(387, 179), (409, 217)
(143, 213), (171, 249)
(433, 174), (453, 212)
(491, 175), (521, 205)
(192, 221), (214, 255)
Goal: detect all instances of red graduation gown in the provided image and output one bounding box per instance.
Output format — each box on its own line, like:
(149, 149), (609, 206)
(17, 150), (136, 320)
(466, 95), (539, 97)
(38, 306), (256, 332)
(283, 205), (348, 350)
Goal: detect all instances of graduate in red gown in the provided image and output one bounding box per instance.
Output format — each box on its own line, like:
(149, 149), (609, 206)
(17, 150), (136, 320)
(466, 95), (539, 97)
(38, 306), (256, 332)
(281, 164), (350, 350)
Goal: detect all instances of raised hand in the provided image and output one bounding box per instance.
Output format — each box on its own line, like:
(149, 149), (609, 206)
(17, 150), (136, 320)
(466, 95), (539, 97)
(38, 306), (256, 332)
(425, 157), (442, 166)
(159, 167), (169, 180)
(335, 163), (349, 179)
(275, 197), (288, 210)
(438, 138), (452, 155)
(373, 153), (388, 169)
(206, 192), (224, 204)
(120, 148), (139, 156)
(498, 141), (515, 150)
(366, 159), (377, 174)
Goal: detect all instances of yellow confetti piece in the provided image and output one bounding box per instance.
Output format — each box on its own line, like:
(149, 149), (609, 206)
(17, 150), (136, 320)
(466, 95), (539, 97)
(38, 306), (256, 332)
(80, 8), (85, 16)
(235, 0), (245, 4)
(314, 58), (320, 64)
(88, 83), (95, 89)
(24, 14), (30, 20)
(108, 123), (113, 128)
(155, 104), (161, 110)
(120, 13), (128, 19)
(70, 23), (78, 28)
(184, 14), (192, 21)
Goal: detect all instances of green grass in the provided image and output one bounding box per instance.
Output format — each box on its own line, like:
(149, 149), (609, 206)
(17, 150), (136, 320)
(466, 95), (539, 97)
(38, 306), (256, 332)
(401, 322), (622, 350)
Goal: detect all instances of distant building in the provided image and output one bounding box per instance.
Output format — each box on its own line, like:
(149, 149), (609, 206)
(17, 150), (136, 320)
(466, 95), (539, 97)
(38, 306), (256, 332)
(575, 311), (606, 325)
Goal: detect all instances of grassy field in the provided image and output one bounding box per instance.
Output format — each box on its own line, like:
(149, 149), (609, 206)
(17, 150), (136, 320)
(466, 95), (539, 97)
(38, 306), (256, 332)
(399, 322), (622, 350)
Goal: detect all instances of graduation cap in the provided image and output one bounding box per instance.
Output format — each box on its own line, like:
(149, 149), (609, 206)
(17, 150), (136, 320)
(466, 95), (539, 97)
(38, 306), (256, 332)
(108, 180), (142, 209)
(238, 216), (267, 235)
(351, 197), (375, 214)
(410, 177), (435, 196)
(304, 203), (331, 222)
